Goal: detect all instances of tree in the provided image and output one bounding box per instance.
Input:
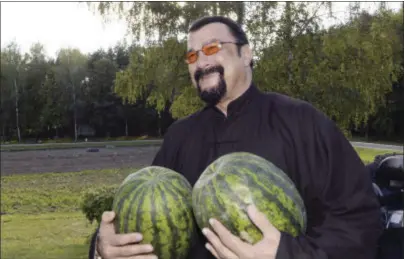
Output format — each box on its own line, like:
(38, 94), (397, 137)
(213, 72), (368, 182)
(85, 50), (119, 137)
(23, 43), (51, 137)
(254, 4), (399, 134)
(114, 38), (188, 135)
(40, 61), (68, 138)
(90, 1), (253, 122)
(0, 3), (401, 142)
(1, 42), (29, 142)
(53, 48), (88, 141)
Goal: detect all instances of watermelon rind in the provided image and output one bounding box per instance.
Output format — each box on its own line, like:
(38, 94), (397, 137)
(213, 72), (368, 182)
(112, 166), (196, 259)
(192, 152), (307, 244)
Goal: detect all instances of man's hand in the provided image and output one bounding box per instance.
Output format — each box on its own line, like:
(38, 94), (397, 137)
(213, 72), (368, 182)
(96, 211), (157, 259)
(202, 205), (281, 259)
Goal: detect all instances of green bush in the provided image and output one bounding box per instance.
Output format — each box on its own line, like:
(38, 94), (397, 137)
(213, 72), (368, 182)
(80, 185), (118, 225)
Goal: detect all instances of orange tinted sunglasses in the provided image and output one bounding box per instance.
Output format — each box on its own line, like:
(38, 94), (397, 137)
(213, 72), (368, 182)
(185, 41), (241, 64)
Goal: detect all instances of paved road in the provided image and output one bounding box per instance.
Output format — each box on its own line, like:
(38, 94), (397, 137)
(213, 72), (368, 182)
(0, 141), (402, 176)
(0, 146), (160, 176)
(350, 141), (403, 152)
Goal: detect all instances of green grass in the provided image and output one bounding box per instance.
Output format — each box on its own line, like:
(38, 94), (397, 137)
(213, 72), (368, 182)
(1, 167), (137, 215)
(350, 136), (403, 146)
(1, 212), (92, 259)
(1, 167), (138, 259)
(0, 147), (399, 259)
(354, 147), (401, 164)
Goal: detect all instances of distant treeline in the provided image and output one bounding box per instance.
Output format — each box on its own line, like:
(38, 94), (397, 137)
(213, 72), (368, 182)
(1, 2), (403, 143)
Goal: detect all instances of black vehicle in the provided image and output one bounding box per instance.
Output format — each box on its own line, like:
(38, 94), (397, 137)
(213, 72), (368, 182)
(367, 153), (404, 259)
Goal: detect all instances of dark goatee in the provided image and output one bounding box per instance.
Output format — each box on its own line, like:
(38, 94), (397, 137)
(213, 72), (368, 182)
(194, 65), (227, 106)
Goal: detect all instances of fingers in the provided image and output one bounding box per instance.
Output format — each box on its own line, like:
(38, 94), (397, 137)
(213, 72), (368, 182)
(102, 210), (116, 222)
(99, 211), (144, 246)
(203, 227), (238, 259)
(109, 233), (144, 246)
(98, 211), (155, 258)
(205, 243), (220, 259)
(247, 205), (277, 238)
(208, 219), (247, 254)
(115, 255), (157, 259)
(103, 244), (155, 258)
(99, 211), (117, 237)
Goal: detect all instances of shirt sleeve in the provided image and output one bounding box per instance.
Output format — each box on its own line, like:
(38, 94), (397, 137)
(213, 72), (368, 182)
(88, 228), (99, 259)
(275, 104), (383, 259)
(151, 122), (181, 170)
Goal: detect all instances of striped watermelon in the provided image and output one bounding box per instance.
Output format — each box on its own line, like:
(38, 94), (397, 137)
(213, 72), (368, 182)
(112, 166), (196, 259)
(192, 152), (307, 244)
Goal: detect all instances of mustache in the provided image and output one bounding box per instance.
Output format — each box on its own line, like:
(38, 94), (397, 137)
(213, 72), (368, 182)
(194, 65), (224, 82)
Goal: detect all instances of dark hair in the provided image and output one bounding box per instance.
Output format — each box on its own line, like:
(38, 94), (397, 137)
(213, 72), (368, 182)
(188, 16), (253, 68)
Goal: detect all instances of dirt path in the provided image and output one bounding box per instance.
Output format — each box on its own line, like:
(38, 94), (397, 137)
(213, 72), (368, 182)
(0, 146), (161, 176)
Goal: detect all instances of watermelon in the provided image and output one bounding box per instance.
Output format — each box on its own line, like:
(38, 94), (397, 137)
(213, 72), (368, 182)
(112, 166), (196, 259)
(192, 152), (307, 244)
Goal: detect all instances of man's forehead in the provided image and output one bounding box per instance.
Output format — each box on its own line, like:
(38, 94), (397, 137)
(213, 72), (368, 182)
(187, 22), (233, 49)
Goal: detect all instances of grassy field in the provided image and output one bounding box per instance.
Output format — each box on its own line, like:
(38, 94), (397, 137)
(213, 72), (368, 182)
(354, 147), (400, 163)
(1, 168), (137, 259)
(1, 212), (91, 259)
(0, 147), (399, 259)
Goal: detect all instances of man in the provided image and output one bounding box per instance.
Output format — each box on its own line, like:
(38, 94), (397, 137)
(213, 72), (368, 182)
(90, 16), (383, 259)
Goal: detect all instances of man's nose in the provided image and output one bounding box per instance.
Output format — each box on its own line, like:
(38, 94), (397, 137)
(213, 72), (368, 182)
(196, 52), (212, 68)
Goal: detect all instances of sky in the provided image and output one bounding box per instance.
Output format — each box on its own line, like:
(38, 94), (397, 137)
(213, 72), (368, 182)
(1, 1), (402, 59)
(1, 2), (130, 58)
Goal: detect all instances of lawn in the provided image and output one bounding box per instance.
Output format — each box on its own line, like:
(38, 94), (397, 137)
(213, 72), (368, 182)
(1, 167), (137, 259)
(1, 212), (91, 259)
(354, 147), (399, 163)
(0, 147), (399, 259)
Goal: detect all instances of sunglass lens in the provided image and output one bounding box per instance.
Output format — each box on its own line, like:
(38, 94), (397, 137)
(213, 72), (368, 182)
(203, 43), (220, 56)
(186, 52), (197, 64)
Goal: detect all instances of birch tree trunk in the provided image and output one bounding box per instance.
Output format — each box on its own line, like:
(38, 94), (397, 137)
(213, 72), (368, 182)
(14, 78), (21, 143)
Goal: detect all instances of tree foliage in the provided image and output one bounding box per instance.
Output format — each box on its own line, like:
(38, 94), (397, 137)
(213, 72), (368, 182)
(0, 3), (402, 142)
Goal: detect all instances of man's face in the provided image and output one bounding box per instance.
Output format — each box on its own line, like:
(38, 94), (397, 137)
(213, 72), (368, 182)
(187, 23), (246, 106)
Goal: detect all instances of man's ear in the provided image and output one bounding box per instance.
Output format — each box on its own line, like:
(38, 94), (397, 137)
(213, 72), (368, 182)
(241, 45), (253, 67)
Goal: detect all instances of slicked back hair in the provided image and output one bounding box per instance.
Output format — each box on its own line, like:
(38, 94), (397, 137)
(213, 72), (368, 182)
(188, 16), (253, 69)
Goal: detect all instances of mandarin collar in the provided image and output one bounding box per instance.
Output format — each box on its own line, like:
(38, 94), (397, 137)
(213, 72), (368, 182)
(206, 82), (260, 117)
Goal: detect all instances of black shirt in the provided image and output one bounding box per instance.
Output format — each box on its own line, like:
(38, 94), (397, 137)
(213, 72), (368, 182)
(151, 83), (383, 259)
